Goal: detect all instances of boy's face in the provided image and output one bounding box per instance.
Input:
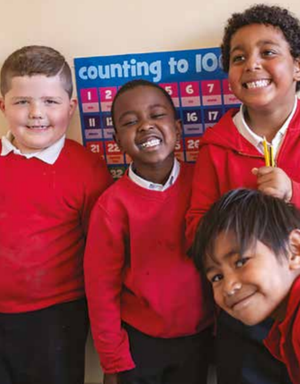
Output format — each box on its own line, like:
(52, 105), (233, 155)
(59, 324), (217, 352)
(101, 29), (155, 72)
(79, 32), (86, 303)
(113, 85), (181, 178)
(205, 231), (300, 325)
(228, 23), (300, 114)
(0, 75), (77, 153)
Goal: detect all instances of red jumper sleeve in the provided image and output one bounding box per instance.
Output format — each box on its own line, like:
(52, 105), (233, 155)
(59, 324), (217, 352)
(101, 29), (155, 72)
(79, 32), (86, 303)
(84, 202), (135, 374)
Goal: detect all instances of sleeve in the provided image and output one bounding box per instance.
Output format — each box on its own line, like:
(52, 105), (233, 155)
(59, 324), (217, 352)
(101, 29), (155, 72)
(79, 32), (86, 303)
(185, 145), (221, 247)
(84, 201), (135, 374)
(81, 156), (113, 234)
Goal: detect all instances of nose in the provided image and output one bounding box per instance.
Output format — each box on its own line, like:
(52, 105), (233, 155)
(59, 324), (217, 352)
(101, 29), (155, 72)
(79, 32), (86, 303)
(138, 118), (154, 132)
(29, 102), (44, 119)
(245, 54), (261, 72)
(222, 273), (242, 297)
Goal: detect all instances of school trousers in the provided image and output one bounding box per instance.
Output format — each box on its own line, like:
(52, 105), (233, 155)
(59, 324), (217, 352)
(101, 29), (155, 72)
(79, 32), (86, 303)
(0, 298), (89, 384)
(216, 311), (292, 384)
(119, 323), (213, 384)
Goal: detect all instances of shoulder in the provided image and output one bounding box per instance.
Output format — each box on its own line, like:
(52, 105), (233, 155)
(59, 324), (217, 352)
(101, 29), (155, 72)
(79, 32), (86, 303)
(61, 139), (110, 174)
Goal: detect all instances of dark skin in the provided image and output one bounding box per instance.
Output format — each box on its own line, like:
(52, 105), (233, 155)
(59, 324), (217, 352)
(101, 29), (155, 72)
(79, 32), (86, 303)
(104, 86), (181, 383)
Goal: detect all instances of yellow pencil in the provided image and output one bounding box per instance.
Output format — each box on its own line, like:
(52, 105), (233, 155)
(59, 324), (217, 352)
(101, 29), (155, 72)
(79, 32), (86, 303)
(270, 145), (275, 167)
(262, 136), (270, 167)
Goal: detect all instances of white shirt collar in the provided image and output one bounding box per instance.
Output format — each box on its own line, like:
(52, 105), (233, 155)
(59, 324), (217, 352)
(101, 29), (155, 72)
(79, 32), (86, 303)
(128, 158), (180, 191)
(233, 97), (298, 156)
(1, 131), (65, 164)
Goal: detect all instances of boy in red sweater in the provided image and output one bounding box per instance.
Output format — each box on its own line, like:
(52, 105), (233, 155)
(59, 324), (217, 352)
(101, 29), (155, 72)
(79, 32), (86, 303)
(0, 46), (113, 384)
(84, 79), (214, 384)
(186, 4), (300, 384)
(192, 188), (300, 384)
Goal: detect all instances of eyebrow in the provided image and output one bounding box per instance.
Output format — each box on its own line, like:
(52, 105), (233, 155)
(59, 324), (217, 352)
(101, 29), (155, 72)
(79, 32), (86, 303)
(230, 40), (281, 55)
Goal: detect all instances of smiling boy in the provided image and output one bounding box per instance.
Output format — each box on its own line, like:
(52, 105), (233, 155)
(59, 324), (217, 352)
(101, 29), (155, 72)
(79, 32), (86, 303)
(84, 79), (214, 384)
(0, 46), (112, 384)
(192, 188), (300, 384)
(186, 4), (300, 384)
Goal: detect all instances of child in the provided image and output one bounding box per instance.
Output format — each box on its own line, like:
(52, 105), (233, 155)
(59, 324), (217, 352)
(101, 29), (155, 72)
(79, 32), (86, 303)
(186, 4), (300, 384)
(84, 79), (214, 384)
(0, 45), (113, 384)
(192, 188), (300, 384)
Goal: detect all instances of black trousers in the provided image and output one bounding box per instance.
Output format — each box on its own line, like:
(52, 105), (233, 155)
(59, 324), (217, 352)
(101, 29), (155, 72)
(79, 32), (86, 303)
(0, 299), (89, 384)
(119, 323), (213, 384)
(216, 311), (292, 384)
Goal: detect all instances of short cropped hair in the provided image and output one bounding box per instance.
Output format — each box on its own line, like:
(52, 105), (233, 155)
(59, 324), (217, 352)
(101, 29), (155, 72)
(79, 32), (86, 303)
(221, 4), (300, 91)
(0, 45), (73, 98)
(111, 79), (177, 129)
(192, 189), (300, 273)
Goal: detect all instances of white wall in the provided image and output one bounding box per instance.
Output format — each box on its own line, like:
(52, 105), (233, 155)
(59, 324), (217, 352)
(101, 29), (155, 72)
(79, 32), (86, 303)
(1, 0), (300, 382)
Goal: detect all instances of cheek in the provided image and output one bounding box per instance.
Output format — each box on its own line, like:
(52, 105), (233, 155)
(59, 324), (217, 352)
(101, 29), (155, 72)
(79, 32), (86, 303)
(212, 287), (224, 307)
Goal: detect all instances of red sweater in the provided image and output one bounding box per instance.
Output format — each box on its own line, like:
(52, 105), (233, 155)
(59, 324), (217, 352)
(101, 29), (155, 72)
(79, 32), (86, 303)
(84, 163), (214, 373)
(186, 100), (300, 245)
(0, 139), (113, 313)
(264, 277), (300, 384)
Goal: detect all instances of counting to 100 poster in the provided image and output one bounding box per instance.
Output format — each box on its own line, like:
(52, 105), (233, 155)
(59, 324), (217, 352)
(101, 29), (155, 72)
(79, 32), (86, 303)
(74, 48), (240, 179)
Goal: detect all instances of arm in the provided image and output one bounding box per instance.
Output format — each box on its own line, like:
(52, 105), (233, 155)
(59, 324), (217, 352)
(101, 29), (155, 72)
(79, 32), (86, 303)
(186, 145), (220, 247)
(81, 157), (113, 234)
(84, 202), (135, 374)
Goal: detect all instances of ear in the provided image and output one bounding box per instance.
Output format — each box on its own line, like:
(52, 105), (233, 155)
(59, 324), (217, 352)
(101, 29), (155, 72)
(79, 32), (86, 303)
(288, 229), (300, 271)
(68, 98), (77, 117)
(0, 98), (6, 114)
(175, 119), (182, 141)
(293, 58), (300, 82)
(113, 131), (124, 152)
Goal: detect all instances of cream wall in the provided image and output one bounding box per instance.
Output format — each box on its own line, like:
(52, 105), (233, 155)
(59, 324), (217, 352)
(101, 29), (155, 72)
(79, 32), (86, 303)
(1, 0), (300, 382)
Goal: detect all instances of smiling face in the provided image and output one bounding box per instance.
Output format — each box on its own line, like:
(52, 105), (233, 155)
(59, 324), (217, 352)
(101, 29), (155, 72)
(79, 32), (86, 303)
(228, 23), (300, 116)
(0, 75), (77, 153)
(205, 231), (299, 325)
(113, 85), (181, 181)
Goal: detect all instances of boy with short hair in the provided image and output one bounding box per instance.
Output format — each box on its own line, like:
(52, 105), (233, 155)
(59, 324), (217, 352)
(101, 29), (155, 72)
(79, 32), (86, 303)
(192, 188), (300, 384)
(84, 79), (214, 384)
(186, 4), (300, 384)
(0, 45), (113, 384)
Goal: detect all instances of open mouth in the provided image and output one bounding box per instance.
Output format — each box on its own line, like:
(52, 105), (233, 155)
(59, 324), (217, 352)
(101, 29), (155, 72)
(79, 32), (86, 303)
(243, 79), (271, 89)
(138, 137), (162, 150)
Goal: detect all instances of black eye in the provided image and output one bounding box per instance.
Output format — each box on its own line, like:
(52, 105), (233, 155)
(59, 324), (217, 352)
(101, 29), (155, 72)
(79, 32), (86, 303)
(231, 55), (245, 64)
(210, 274), (223, 283)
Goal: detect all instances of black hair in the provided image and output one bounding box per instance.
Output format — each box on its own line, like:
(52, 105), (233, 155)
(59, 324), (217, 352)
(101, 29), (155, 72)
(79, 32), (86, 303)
(221, 4), (300, 91)
(111, 79), (177, 129)
(192, 188), (300, 273)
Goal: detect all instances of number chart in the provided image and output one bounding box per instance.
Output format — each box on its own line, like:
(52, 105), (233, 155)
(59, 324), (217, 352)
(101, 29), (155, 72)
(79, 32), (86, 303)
(74, 48), (240, 179)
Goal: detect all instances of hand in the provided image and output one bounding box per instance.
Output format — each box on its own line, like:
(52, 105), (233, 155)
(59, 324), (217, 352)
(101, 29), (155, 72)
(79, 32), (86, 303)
(252, 166), (292, 201)
(104, 373), (119, 384)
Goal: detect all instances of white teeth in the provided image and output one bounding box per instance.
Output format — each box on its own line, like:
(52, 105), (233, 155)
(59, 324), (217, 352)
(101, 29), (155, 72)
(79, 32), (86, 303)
(246, 80), (270, 89)
(140, 139), (161, 148)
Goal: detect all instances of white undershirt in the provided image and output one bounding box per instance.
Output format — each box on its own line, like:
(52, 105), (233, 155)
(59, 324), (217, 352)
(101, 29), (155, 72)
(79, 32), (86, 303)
(128, 158), (180, 191)
(1, 131), (65, 165)
(233, 97), (298, 157)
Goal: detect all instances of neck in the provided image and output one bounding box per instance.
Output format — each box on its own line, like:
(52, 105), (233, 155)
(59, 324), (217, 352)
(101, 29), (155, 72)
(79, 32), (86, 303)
(245, 100), (295, 142)
(133, 156), (175, 185)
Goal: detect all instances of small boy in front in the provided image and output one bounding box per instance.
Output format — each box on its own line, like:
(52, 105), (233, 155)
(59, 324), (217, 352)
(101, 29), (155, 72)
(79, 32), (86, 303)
(84, 79), (214, 384)
(192, 188), (300, 384)
(0, 46), (113, 384)
(186, 4), (300, 384)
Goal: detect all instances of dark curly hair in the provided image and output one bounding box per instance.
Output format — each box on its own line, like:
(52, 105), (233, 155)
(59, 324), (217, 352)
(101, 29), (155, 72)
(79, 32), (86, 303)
(221, 4), (300, 91)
